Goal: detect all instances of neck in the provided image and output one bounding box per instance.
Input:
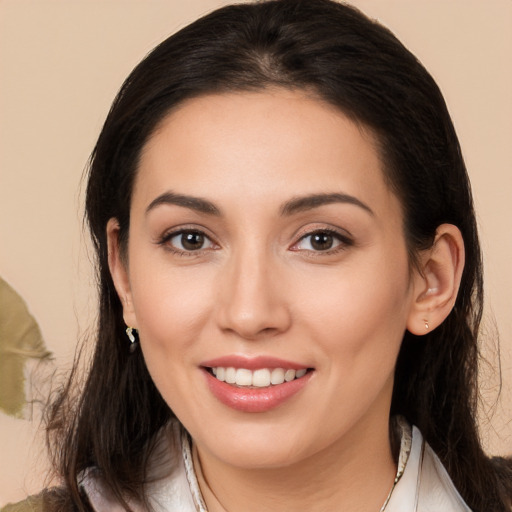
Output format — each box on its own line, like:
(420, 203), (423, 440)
(194, 414), (397, 512)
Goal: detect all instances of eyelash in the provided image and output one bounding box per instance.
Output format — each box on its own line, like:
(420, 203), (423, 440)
(157, 227), (353, 257)
(291, 228), (354, 255)
(157, 227), (218, 257)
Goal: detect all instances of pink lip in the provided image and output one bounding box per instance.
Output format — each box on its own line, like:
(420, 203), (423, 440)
(200, 355), (308, 371)
(202, 368), (313, 413)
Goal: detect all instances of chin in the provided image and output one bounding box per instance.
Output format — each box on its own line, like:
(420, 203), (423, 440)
(191, 415), (332, 470)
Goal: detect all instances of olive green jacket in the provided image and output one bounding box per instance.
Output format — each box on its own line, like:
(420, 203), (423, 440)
(1, 488), (92, 512)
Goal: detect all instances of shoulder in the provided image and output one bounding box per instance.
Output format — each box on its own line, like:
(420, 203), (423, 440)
(417, 437), (472, 511)
(80, 421), (202, 512)
(1, 488), (93, 512)
(387, 421), (472, 512)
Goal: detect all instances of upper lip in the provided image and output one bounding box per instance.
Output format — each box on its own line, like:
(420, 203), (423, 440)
(200, 355), (311, 371)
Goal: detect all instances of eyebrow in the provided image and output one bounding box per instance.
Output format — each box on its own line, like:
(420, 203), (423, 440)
(280, 193), (374, 216)
(145, 191), (373, 218)
(146, 192), (221, 216)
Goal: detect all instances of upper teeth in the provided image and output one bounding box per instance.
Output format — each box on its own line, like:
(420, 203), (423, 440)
(211, 367), (307, 387)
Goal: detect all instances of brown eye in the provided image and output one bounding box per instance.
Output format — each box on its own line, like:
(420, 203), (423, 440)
(310, 232), (334, 251)
(181, 232), (205, 250)
(168, 230), (214, 252)
(293, 229), (351, 253)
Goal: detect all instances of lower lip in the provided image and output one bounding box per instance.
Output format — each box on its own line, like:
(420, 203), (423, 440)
(203, 369), (313, 413)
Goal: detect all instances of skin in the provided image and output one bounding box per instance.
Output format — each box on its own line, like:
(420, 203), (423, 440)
(108, 89), (464, 511)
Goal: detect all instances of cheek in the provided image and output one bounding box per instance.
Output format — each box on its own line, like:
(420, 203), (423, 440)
(294, 250), (412, 362)
(127, 260), (218, 416)
(128, 258), (216, 356)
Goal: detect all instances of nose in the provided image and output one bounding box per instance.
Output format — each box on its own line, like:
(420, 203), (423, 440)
(216, 248), (292, 340)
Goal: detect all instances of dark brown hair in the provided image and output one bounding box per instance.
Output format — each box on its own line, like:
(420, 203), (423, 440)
(46, 1), (512, 510)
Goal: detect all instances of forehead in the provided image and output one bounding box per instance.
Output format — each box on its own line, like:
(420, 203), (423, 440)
(134, 89), (399, 219)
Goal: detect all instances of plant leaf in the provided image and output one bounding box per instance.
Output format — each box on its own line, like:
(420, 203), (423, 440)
(0, 277), (52, 418)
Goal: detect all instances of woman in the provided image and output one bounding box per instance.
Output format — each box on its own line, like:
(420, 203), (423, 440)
(8, 0), (511, 511)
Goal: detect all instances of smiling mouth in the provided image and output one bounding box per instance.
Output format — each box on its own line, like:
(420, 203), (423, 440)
(205, 367), (312, 388)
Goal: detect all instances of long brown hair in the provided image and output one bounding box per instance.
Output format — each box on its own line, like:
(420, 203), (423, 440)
(46, 1), (512, 510)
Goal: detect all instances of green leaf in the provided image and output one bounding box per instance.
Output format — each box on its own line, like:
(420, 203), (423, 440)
(0, 277), (52, 418)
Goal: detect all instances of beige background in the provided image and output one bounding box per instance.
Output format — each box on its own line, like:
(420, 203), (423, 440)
(0, 0), (511, 506)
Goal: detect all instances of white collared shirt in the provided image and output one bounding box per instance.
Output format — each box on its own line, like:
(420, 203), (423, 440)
(82, 420), (472, 511)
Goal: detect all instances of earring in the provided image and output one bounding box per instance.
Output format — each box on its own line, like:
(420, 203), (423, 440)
(126, 326), (139, 353)
(424, 319), (429, 330)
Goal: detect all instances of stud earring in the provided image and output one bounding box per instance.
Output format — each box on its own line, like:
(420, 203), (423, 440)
(424, 320), (429, 330)
(126, 326), (139, 353)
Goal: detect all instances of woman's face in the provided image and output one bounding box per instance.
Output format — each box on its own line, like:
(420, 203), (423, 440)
(113, 89), (420, 470)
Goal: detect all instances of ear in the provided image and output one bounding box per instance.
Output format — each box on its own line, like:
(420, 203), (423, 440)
(406, 224), (465, 335)
(107, 218), (138, 328)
